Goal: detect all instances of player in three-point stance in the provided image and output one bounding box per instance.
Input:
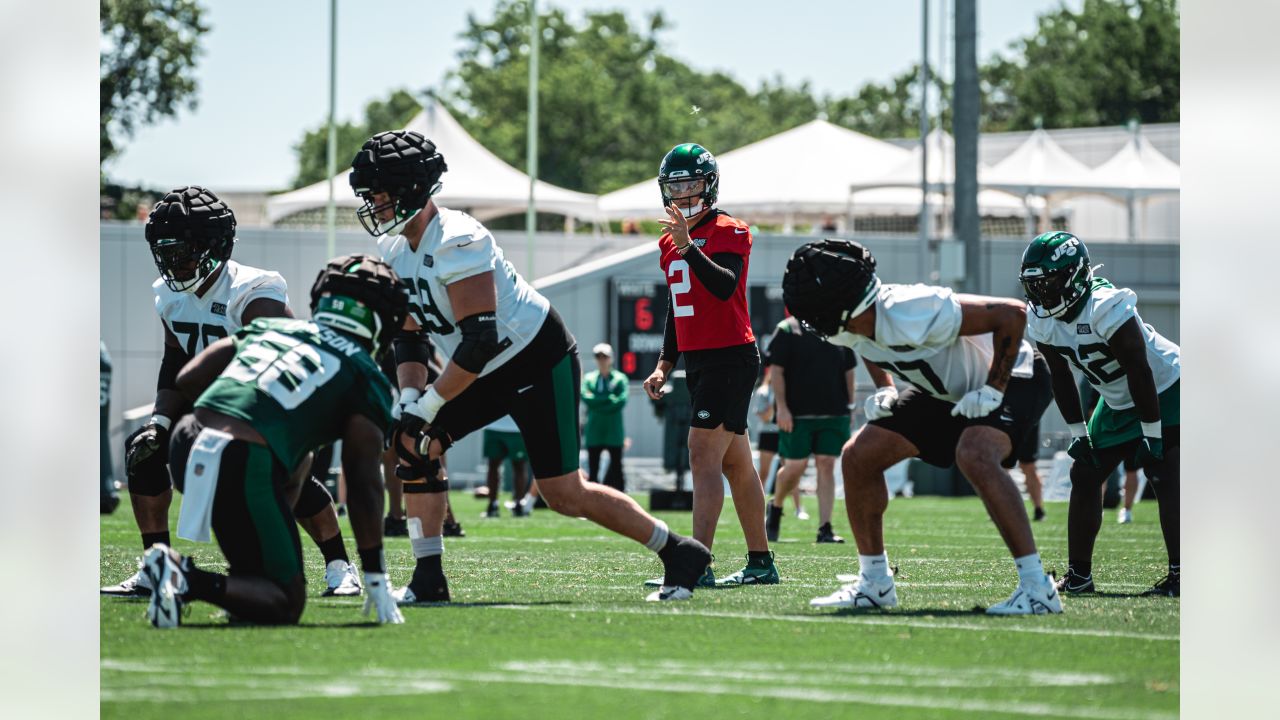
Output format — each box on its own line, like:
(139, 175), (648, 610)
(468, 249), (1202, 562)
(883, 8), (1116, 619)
(783, 239), (1062, 614)
(101, 187), (361, 599)
(1019, 231), (1180, 597)
(642, 143), (776, 588)
(349, 130), (711, 603)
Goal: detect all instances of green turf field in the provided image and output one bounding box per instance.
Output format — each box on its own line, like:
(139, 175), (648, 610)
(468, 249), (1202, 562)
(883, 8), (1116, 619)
(100, 494), (1178, 719)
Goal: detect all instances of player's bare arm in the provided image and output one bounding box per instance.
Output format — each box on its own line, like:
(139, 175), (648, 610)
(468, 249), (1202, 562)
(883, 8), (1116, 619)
(862, 358), (896, 389)
(241, 296), (292, 323)
(645, 295), (679, 400)
(770, 361), (793, 432)
(1107, 317), (1161, 424)
(956, 296), (1028, 392)
(1037, 341), (1087, 424)
(341, 412), (388, 555)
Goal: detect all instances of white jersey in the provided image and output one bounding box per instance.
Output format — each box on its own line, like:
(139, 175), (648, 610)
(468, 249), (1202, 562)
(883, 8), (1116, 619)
(378, 207), (550, 377)
(829, 283), (1034, 402)
(153, 260), (289, 355)
(1025, 282), (1179, 410)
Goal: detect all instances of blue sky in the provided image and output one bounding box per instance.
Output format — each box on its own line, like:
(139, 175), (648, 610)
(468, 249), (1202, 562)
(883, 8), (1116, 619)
(106, 0), (1078, 190)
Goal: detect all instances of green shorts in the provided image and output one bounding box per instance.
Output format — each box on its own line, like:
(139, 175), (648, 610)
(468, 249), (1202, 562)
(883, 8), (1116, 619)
(1088, 380), (1180, 449)
(483, 429), (528, 462)
(779, 416), (851, 459)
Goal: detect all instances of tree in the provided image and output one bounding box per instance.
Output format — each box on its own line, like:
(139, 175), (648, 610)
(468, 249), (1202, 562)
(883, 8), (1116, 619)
(289, 88), (422, 189)
(100, 0), (209, 166)
(822, 65), (951, 139)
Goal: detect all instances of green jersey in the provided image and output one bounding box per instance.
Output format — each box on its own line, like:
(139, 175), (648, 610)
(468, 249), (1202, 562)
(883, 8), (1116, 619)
(195, 318), (394, 470)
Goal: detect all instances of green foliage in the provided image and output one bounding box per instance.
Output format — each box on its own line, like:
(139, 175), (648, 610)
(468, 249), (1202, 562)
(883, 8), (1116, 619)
(821, 64), (951, 139)
(100, 0), (209, 167)
(289, 88), (423, 189)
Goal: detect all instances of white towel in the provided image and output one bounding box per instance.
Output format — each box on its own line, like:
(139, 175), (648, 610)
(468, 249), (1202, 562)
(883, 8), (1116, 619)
(177, 428), (234, 542)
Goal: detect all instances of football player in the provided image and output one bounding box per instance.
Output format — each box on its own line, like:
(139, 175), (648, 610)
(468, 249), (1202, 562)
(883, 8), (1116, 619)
(783, 239), (1061, 614)
(641, 143), (777, 588)
(140, 255), (407, 627)
(1019, 231), (1180, 596)
(101, 187), (361, 599)
(349, 130), (711, 603)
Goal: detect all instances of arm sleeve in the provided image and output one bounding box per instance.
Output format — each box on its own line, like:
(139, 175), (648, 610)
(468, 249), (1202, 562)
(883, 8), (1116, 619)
(680, 246), (742, 301)
(658, 293), (680, 365)
(435, 232), (498, 285)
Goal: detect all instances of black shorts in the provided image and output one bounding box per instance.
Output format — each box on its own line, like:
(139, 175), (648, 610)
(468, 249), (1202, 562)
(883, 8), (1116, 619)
(684, 343), (760, 434)
(869, 354), (1053, 469)
(432, 308), (582, 480)
(757, 430), (780, 453)
(1015, 420), (1041, 464)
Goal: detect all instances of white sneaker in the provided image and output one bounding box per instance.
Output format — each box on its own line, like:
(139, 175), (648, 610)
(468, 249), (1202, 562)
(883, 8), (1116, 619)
(810, 574), (897, 609)
(141, 544), (187, 629)
(986, 574), (1063, 615)
(390, 584), (419, 604)
(1117, 508), (1133, 524)
(795, 507), (810, 520)
(322, 560), (362, 597)
(645, 585), (694, 602)
(101, 567), (154, 596)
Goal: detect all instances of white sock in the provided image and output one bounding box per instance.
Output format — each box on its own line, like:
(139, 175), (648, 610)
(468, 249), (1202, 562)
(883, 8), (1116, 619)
(645, 519), (669, 553)
(408, 518), (443, 558)
(1015, 552), (1044, 586)
(859, 553), (890, 581)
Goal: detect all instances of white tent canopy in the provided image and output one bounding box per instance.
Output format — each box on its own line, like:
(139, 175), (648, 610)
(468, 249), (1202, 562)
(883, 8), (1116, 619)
(266, 102), (600, 224)
(1085, 133), (1180, 197)
(982, 128), (1097, 195)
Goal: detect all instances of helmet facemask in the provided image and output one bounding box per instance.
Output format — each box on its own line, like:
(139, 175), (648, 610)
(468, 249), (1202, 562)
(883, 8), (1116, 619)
(660, 176), (716, 219)
(145, 186), (237, 293)
(349, 131), (447, 237)
(1020, 257), (1092, 319)
(354, 183), (436, 237)
(150, 237), (226, 292)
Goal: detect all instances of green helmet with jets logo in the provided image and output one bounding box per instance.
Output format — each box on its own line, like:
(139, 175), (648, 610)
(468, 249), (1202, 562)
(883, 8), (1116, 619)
(1019, 231), (1094, 319)
(658, 143), (719, 218)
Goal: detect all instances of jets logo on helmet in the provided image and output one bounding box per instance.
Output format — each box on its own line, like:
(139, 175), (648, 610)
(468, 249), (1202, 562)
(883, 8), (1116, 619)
(781, 239), (881, 338)
(144, 186), (237, 292)
(310, 254), (409, 359)
(1020, 231), (1094, 319)
(348, 130), (447, 237)
(659, 143), (719, 219)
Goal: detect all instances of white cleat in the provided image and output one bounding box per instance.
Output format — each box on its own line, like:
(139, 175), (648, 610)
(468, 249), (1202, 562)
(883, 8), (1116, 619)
(986, 574), (1063, 615)
(795, 507), (810, 520)
(645, 585), (694, 602)
(141, 544), (187, 629)
(101, 566), (154, 596)
(1117, 508), (1133, 524)
(810, 575), (898, 609)
(322, 560), (362, 597)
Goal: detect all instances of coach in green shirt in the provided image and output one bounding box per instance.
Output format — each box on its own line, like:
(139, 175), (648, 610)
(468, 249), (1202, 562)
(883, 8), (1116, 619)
(582, 343), (628, 490)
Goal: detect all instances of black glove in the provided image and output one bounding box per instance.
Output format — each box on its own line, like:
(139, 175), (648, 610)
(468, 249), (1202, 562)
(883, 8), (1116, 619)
(1066, 436), (1099, 468)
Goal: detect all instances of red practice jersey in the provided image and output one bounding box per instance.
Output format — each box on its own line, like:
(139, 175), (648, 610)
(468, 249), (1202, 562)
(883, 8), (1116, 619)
(658, 210), (756, 352)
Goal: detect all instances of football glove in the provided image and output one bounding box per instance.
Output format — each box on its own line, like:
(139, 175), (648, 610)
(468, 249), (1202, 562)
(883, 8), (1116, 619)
(391, 387), (421, 422)
(1135, 437), (1164, 469)
(125, 417), (171, 473)
(362, 572), (404, 624)
(1065, 424), (1099, 468)
(950, 385), (1004, 419)
(864, 386), (899, 421)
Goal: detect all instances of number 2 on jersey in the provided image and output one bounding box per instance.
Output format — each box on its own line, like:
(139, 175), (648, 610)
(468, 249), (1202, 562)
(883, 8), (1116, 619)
(668, 260), (694, 317)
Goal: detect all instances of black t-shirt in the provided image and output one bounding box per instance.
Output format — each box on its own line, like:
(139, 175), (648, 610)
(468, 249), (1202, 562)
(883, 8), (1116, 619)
(766, 317), (856, 417)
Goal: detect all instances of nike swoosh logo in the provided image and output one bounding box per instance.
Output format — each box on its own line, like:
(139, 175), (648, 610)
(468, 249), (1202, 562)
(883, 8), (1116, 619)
(455, 240), (475, 248)
(517, 385), (534, 394)
(734, 228), (748, 234)
(878, 588), (892, 598)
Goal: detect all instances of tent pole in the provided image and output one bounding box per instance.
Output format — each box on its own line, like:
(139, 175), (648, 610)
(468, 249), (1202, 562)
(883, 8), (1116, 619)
(525, 0), (540, 279)
(325, 0), (337, 260)
(918, 0), (931, 279)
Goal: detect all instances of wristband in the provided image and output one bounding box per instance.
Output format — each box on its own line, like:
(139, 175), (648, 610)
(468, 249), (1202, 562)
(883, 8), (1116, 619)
(1140, 421), (1162, 439)
(150, 414), (173, 431)
(1068, 423), (1088, 439)
(417, 386), (447, 423)
(398, 387), (422, 405)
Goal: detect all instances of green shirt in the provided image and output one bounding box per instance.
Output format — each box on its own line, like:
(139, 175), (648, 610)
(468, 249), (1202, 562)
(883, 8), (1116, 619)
(581, 368), (628, 447)
(195, 318), (394, 470)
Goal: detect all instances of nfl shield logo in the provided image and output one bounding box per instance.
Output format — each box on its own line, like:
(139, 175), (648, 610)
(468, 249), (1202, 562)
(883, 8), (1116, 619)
(1076, 324), (1092, 335)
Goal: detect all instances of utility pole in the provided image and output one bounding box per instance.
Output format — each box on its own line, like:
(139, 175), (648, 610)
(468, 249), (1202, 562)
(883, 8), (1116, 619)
(325, 0), (338, 260)
(525, 0), (540, 279)
(953, 0), (980, 293)
(918, 0), (931, 279)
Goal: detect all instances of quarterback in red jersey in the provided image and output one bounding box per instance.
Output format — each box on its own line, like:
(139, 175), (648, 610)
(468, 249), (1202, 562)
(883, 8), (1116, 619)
(643, 143), (777, 588)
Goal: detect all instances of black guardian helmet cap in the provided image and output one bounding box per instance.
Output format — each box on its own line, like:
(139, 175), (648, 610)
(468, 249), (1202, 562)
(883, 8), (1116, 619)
(348, 130), (447, 237)
(309, 254), (409, 358)
(144, 186), (236, 292)
(781, 239), (880, 337)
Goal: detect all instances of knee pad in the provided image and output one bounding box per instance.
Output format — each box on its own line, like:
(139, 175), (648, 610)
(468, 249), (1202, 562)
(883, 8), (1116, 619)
(292, 477), (334, 518)
(399, 458), (448, 494)
(128, 460), (172, 497)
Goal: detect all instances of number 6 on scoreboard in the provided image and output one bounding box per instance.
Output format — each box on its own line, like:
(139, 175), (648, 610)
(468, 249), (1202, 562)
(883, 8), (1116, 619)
(668, 259), (695, 317)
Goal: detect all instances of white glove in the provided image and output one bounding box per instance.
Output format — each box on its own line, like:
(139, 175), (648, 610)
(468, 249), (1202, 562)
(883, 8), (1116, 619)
(950, 384), (1004, 419)
(392, 388), (422, 422)
(362, 572), (405, 624)
(864, 386), (899, 421)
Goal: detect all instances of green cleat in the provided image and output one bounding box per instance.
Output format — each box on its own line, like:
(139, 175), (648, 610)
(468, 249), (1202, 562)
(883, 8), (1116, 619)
(645, 557), (716, 587)
(716, 552), (780, 586)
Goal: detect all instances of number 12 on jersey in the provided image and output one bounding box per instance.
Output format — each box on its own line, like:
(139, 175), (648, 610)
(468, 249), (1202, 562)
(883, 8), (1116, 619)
(668, 259), (694, 317)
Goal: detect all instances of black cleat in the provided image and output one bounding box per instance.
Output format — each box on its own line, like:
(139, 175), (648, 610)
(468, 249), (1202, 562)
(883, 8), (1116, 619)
(1054, 568), (1096, 594)
(1033, 506), (1046, 521)
(101, 494), (120, 515)
(1141, 572), (1180, 597)
(443, 520), (466, 537)
(484, 503), (500, 519)
(383, 515), (408, 537)
(765, 504), (782, 542)
(658, 533), (713, 591)
(815, 522), (845, 544)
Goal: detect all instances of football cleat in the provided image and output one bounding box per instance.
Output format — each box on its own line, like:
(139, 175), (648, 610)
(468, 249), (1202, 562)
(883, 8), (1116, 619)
(645, 585), (694, 602)
(443, 520), (466, 538)
(986, 574), (1063, 615)
(1033, 506), (1046, 522)
(322, 560), (362, 597)
(795, 507), (810, 520)
(384, 515), (408, 537)
(101, 567), (154, 597)
(391, 580), (450, 605)
(716, 557), (780, 586)
(645, 560), (716, 588)
(1054, 568), (1095, 594)
(653, 534), (712, 598)
(815, 523), (845, 544)
(810, 574), (897, 609)
(141, 544), (187, 629)
(1141, 572), (1180, 597)
(484, 504), (500, 519)
(512, 498), (533, 517)
(1117, 508), (1133, 524)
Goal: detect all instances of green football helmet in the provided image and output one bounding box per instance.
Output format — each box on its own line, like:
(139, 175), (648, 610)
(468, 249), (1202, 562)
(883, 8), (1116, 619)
(1019, 231), (1094, 319)
(659, 143), (719, 218)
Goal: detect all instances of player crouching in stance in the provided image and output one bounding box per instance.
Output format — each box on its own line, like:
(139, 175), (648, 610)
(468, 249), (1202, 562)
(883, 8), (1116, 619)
(349, 130), (712, 603)
(1019, 232), (1180, 597)
(139, 255), (408, 627)
(783, 240), (1061, 615)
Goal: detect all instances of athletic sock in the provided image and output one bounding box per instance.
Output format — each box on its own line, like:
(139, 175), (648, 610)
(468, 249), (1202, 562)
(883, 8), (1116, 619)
(141, 531), (170, 551)
(748, 550), (774, 565)
(1015, 552), (1045, 586)
(1069, 560), (1093, 579)
(656, 530), (688, 563)
(316, 534), (349, 565)
(182, 559), (226, 602)
(1168, 563), (1180, 577)
(859, 552), (890, 582)
(410, 554), (444, 590)
(644, 519), (669, 553)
